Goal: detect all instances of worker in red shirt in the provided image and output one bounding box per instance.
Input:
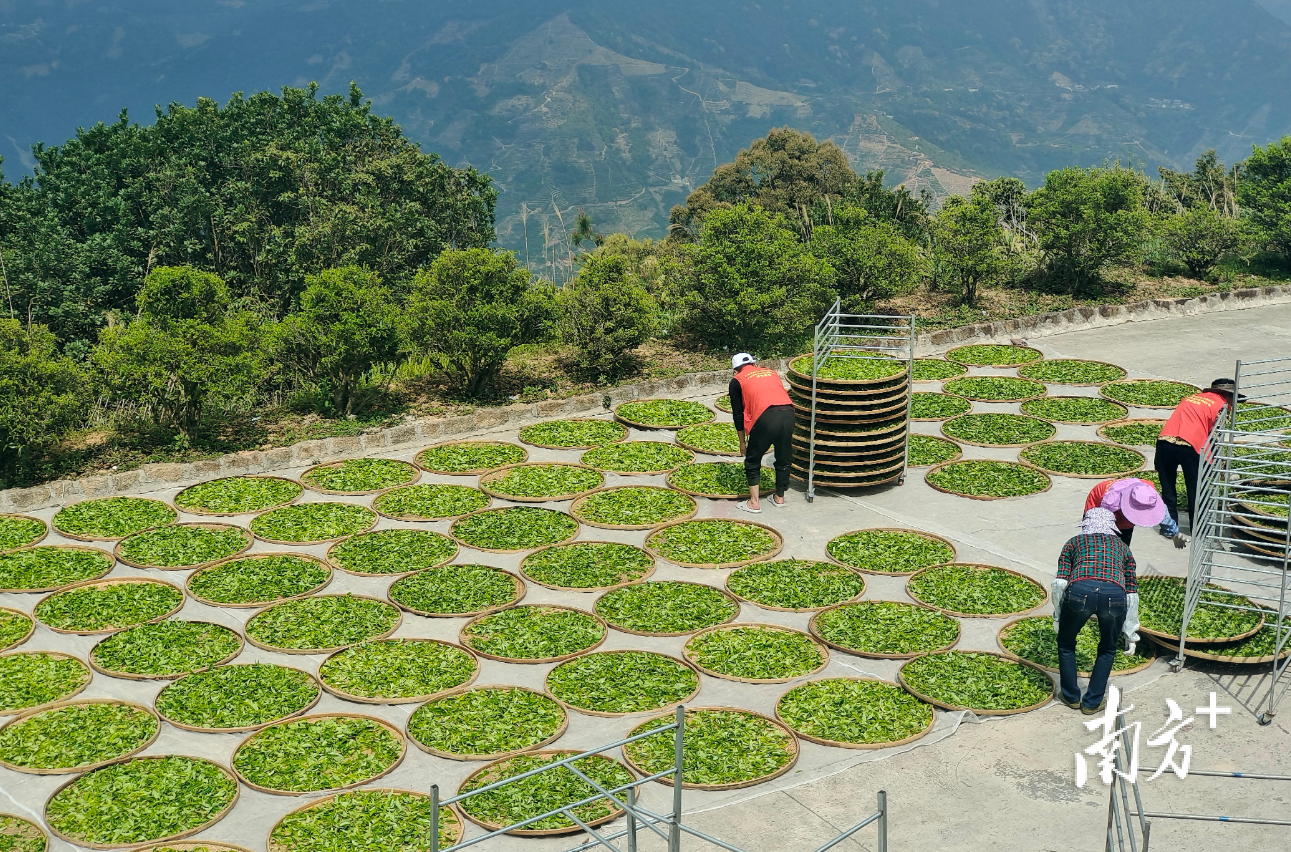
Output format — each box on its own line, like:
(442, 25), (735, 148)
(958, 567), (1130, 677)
(728, 353), (794, 513)
(1084, 478), (1166, 546)
(1154, 377), (1241, 542)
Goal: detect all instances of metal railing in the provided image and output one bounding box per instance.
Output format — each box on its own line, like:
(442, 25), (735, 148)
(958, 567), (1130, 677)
(806, 298), (916, 502)
(431, 705), (888, 852)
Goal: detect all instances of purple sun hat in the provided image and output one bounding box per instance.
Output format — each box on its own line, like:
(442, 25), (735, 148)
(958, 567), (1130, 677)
(1103, 478), (1166, 527)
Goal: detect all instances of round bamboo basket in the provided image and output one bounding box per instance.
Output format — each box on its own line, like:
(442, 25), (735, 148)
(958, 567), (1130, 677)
(89, 621), (244, 681)
(905, 563), (1049, 618)
(267, 790), (464, 852)
(995, 616), (1157, 677)
(1020, 396), (1129, 425)
(326, 531), (459, 578)
(941, 382), (1046, 403)
(141, 843), (258, 852)
(0, 650), (91, 716)
(186, 552), (333, 608)
(0, 514), (47, 553)
(569, 486), (698, 531)
(406, 685), (569, 761)
(173, 476), (303, 516)
(415, 441), (528, 475)
(579, 441), (694, 475)
(1097, 418), (1167, 446)
(786, 356), (909, 389)
(923, 460), (1053, 501)
(114, 522), (253, 571)
(791, 467), (904, 489)
(0, 698), (160, 774)
(478, 463), (605, 503)
(594, 581), (741, 637)
(43, 756), (239, 850)
(519, 541), (657, 593)
(939, 416), (1056, 449)
(386, 566), (526, 618)
(51, 498), (177, 542)
(1099, 379), (1200, 410)
(665, 466), (770, 500)
(0, 544), (115, 594)
(459, 605), (608, 664)
(457, 750), (631, 836)
(944, 344), (1043, 367)
(1135, 575), (1266, 646)
(519, 418), (629, 449)
(675, 430), (742, 458)
(0, 606), (33, 651)
(371, 484), (492, 522)
(724, 560), (866, 613)
(231, 713), (406, 796)
(545, 651), (702, 717)
(319, 639), (480, 704)
(808, 601), (960, 659)
(775, 677), (937, 749)
(243, 595), (402, 655)
(0, 815), (46, 852)
(897, 652), (1054, 716)
(35, 576), (185, 635)
(1019, 440), (1146, 479)
(300, 459), (420, 495)
(683, 623), (829, 684)
(249, 506), (379, 546)
(155, 667), (322, 734)
(623, 707), (799, 791)
(785, 376), (911, 402)
(791, 438), (906, 462)
(449, 507), (581, 554)
(908, 436), (964, 468)
(1149, 632), (1291, 666)
(797, 419), (906, 440)
(613, 399), (714, 431)
(645, 519), (784, 569)
(1017, 358), (1127, 386)
(824, 528), (958, 576)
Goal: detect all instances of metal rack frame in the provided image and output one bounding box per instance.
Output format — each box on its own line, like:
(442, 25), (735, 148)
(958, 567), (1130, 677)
(1174, 357), (1291, 724)
(805, 299), (916, 502)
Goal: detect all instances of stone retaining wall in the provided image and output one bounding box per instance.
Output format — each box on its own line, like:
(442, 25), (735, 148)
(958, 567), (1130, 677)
(5, 283), (1288, 513)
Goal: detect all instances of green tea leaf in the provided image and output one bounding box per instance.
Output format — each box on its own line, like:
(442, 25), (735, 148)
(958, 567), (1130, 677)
(459, 752), (634, 831)
(814, 601), (959, 656)
(1021, 441), (1145, 476)
(581, 440), (694, 473)
(269, 789), (460, 852)
(372, 484), (489, 519)
(450, 507), (579, 551)
(174, 476), (302, 514)
(416, 441), (526, 473)
(900, 651), (1053, 711)
(35, 580), (182, 632)
(778, 678), (933, 746)
(573, 486), (696, 527)
(911, 392), (972, 420)
(547, 651), (698, 714)
(482, 463), (603, 499)
(646, 519), (779, 565)
(908, 563), (1046, 616)
(907, 434), (961, 467)
(328, 529), (456, 575)
(685, 626), (825, 680)
(1000, 616), (1152, 673)
(912, 359), (967, 381)
(626, 709), (795, 786)
(0, 652), (90, 713)
(1101, 380), (1198, 408)
(408, 687), (565, 757)
(616, 399), (713, 427)
(942, 376), (1045, 401)
(52, 497), (176, 540)
(0, 814), (45, 852)
(91, 621), (241, 677)
(0, 702), (157, 770)
(155, 664), (319, 730)
(388, 564), (521, 615)
(926, 460), (1051, 498)
(594, 581), (737, 634)
(460, 605), (604, 660)
(676, 423), (741, 455)
(246, 595), (400, 652)
(233, 715), (402, 793)
(726, 559), (864, 610)
(187, 554), (330, 605)
(945, 344), (1041, 366)
(303, 458), (418, 492)
(519, 419), (627, 448)
(791, 354), (905, 381)
(1021, 396), (1128, 423)
(1099, 420), (1164, 446)
(1138, 576), (1264, 640)
(0, 609), (33, 651)
(250, 503), (376, 543)
(0, 546), (113, 591)
(0, 516), (45, 552)
(942, 413), (1055, 445)
(1017, 359), (1126, 384)
(826, 529), (954, 574)
(319, 639), (476, 700)
(522, 542), (653, 589)
(117, 523), (248, 567)
(667, 462), (775, 497)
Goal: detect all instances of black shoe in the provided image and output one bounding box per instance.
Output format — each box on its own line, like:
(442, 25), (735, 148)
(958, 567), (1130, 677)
(1081, 699), (1109, 715)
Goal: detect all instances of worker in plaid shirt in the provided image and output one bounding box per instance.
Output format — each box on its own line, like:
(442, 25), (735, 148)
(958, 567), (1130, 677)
(1051, 508), (1141, 714)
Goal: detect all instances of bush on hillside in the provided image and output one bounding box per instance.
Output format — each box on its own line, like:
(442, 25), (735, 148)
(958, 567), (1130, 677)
(0, 320), (86, 482)
(809, 205), (923, 312)
(559, 255), (656, 380)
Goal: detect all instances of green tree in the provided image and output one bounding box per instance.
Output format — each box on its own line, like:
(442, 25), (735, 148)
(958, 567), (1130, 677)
(669, 128), (857, 240)
(827, 170), (930, 239)
(808, 206), (923, 312)
(1160, 150), (1241, 217)
(1158, 207), (1243, 278)
(0, 320), (86, 483)
(406, 249), (555, 397)
(271, 267), (403, 417)
(671, 204), (835, 354)
(559, 255), (656, 380)
(1238, 136), (1291, 256)
(932, 196), (1009, 307)
(93, 266), (265, 440)
(1026, 166), (1150, 293)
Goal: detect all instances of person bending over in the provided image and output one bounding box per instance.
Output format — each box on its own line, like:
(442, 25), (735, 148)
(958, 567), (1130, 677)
(1084, 477), (1166, 546)
(728, 353), (794, 513)
(1155, 377), (1241, 543)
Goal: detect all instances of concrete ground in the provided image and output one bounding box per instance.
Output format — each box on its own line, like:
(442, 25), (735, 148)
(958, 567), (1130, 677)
(3, 304), (1289, 852)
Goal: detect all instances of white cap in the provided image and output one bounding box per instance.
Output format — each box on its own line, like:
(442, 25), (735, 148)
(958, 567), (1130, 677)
(732, 353), (756, 369)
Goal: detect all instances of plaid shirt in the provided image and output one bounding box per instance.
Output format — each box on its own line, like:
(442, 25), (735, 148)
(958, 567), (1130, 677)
(1057, 534), (1138, 593)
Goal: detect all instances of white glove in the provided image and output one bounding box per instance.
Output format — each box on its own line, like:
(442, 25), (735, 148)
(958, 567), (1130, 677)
(1122, 592), (1140, 651)
(1051, 578), (1069, 631)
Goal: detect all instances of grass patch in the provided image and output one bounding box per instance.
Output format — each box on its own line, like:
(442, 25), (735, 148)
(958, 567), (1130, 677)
(44, 756), (236, 847)
(117, 523), (249, 568)
(1018, 359), (1126, 384)
(451, 507), (580, 551)
(1138, 576), (1264, 640)
(908, 563), (1046, 616)
(813, 601), (960, 656)
(250, 503), (376, 543)
(388, 565), (522, 616)
(416, 441), (526, 473)
(0, 701), (157, 771)
(480, 463), (603, 500)
(35, 580), (182, 633)
(912, 359), (967, 381)
(302, 458), (418, 493)
(685, 626), (825, 681)
(581, 441), (693, 473)
(1000, 616), (1152, 673)
(233, 715), (402, 793)
(52, 497), (176, 540)
(246, 595), (400, 652)
(908, 434), (961, 467)
(667, 462), (774, 497)
(1020, 397), (1128, 424)
(519, 419), (627, 448)
(625, 709), (795, 788)
(547, 651), (698, 714)
(826, 529), (954, 574)
(942, 413), (1054, 445)
(615, 399), (713, 427)
(0, 546), (113, 591)
(408, 687), (565, 758)
(461, 606), (605, 661)
(372, 484), (489, 519)
(1101, 380), (1199, 408)
(269, 789), (461, 852)
(328, 529), (456, 575)
(0, 516), (44, 551)
(726, 559), (864, 611)
(521, 542), (654, 589)
(573, 486), (695, 527)
(594, 581), (737, 635)
(91, 620), (241, 677)
(778, 679), (934, 746)
(676, 423), (741, 455)
(319, 639), (476, 701)
(942, 376), (1045, 401)
(900, 651), (1052, 712)
(945, 344), (1042, 366)
(646, 519), (780, 566)
(927, 460), (1050, 498)
(155, 664), (320, 731)
(175, 476), (302, 514)
(187, 554), (330, 606)
(1021, 441), (1145, 476)
(0, 653), (90, 713)
(459, 752), (633, 832)
(911, 392), (972, 420)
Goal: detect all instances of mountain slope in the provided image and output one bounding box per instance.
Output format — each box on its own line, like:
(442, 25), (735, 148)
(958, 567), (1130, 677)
(3, 1), (1290, 259)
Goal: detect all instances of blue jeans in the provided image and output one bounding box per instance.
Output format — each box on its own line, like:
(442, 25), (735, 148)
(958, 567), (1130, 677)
(1057, 579), (1127, 709)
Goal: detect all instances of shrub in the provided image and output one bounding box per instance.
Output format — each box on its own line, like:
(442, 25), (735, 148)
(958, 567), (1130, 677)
(406, 248), (555, 397)
(560, 255), (656, 379)
(932, 195), (1009, 307)
(1238, 136), (1291, 257)
(1158, 207), (1243, 278)
(0, 320), (86, 482)
(809, 206), (923, 312)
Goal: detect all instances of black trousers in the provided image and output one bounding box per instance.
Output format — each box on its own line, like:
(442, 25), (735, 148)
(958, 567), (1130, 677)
(745, 405), (794, 495)
(1154, 439), (1199, 524)
(1118, 527), (1133, 546)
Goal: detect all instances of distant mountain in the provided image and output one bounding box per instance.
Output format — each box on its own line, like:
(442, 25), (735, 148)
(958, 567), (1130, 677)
(3, 1), (1291, 259)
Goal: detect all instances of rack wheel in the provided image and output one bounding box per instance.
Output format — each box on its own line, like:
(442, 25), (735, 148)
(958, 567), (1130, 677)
(807, 494), (815, 503)
(898, 477), (906, 486)
(1169, 660), (1183, 673)
(1258, 712), (1274, 726)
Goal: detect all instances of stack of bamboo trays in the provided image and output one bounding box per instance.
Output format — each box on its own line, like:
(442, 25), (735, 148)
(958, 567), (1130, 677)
(786, 354), (910, 488)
